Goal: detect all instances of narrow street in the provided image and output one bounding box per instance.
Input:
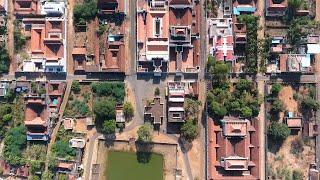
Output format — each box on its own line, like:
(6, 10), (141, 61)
(314, 0), (320, 170)
(256, 0), (266, 178)
(66, 0), (75, 75)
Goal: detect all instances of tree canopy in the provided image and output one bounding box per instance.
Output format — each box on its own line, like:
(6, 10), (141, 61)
(102, 120), (116, 134)
(91, 82), (125, 102)
(268, 122), (290, 142)
(180, 119), (199, 142)
(3, 126), (27, 166)
(123, 102), (134, 120)
(71, 81), (81, 94)
(93, 98), (116, 124)
(52, 140), (76, 158)
(74, 0), (98, 25)
(137, 123), (153, 143)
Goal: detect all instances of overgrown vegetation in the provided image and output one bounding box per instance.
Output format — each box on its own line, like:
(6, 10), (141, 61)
(0, 45), (10, 74)
(52, 140), (76, 159)
(92, 82), (125, 134)
(14, 20), (26, 52)
(237, 15), (259, 73)
(3, 126), (27, 166)
(91, 82), (125, 103)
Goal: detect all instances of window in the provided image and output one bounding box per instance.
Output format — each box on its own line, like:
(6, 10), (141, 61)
(172, 113), (181, 118)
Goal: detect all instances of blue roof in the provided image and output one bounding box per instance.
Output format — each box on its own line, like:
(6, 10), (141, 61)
(272, 40), (281, 44)
(233, 7), (256, 15)
(288, 112), (294, 118)
(27, 134), (49, 141)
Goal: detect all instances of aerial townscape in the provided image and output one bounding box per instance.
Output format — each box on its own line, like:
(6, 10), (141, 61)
(0, 0), (319, 180)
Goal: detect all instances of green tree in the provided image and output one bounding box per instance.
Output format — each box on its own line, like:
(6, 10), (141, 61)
(137, 123), (153, 143)
(268, 122), (290, 142)
(123, 102), (134, 120)
(14, 20), (26, 52)
(71, 81), (81, 94)
(42, 171), (54, 180)
(301, 96), (320, 111)
(213, 62), (230, 83)
(91, 82), (125, 102)
(271, 99), (285, 113)
(3, 126), (27, 166)
(271, 83), (282, 96)
(102, 120), (116, 134)
(288, 0), (303, 9)
(0, 45), (10, 74)
(2, 114), (12, 123)
(184, 98), (201, 120)
(154, 87), (160, 96)
(209, 101), (227, 118)
(93, 98), (116, 124)
(240, 106), (253, 118)
(74, 0), (98, 24)
(181, 119), (199, 142)
(52, 140), (76, 158)
(207, 55), (216, 73)
(292, 169), (303, 180)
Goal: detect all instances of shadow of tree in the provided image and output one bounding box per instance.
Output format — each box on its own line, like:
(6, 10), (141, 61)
(135, 142), (154, 164)
(178, 137), (193, 153)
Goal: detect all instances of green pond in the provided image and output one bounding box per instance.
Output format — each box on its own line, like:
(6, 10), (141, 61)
(106, 151), (164, 180)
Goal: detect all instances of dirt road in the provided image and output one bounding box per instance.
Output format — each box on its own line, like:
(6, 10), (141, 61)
(7, 0), (15, 75)
(67, 0), (75, 75)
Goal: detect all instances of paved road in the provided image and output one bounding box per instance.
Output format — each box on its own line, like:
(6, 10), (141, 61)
(84, 132), (100, 180)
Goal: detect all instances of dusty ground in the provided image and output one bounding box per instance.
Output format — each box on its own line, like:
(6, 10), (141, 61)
(278, 86), (298, 121)
(268, 84), (315, 179)
(267, 135), (315, 179)
(187, 136), (202, 179)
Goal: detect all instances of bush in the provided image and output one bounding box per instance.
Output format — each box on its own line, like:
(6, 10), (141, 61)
(102, 120), (116, 134)
(137, 123), (153, 143)
(71, 81), (81, 94)
(181, 119), (199, 142)
(268, 122), (290, 142)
